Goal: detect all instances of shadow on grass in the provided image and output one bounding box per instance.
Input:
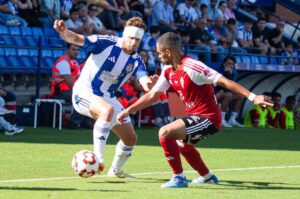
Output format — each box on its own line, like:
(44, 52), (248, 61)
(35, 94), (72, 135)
(191, 180), (300, 191)
(0, 127), (300, 151)
(0, 186), (128, 192)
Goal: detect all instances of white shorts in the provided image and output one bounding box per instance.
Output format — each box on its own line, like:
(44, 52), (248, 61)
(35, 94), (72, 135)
(72, 89), (131, 129)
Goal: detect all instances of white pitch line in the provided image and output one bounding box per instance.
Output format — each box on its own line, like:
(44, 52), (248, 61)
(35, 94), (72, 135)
(0, 165), (299, 183)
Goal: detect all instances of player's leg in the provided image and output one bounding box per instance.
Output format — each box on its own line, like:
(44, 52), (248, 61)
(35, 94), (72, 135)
(73, 92), (114, 172)
(107, 97), (136, 178)
(228, 93), (244, 127)
(108, 122), (136, 177)
(216, 91), (233, 127)
(158, 119), (188, 188)
(179, 115), (219, 184)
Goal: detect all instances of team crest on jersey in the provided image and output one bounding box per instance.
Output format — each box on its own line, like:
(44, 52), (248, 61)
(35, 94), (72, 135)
(126, 63), (133, 73)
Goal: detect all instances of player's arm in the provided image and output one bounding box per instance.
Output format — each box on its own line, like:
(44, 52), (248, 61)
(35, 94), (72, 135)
(53, 20), (85, 46)
(139, 75), (159, 92)
(117, 90), (162, 123)
(216, 76), (273, 106)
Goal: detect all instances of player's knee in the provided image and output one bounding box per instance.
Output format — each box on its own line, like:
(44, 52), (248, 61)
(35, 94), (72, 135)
(122, 133), (137, 146)
(158, 126), (171, 139)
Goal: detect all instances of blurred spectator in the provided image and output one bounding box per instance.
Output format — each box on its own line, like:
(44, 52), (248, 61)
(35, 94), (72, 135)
(252, 17), (276, 55)
(87, 3), (115, 35)
(207, 0), (218, 21)
(176, 0), (199, 30)
(60, 0), (74, 20)
(267, 92), (281, 128)
(116, 0), (142, 20)
(151, 0), (177, 34)
(89, 0), (123, 31)
(215, 55), (244, 127)
(190, 17), (225, 65)
(200, 3), (208, 18)
(179, 30), (199, 59)
(77, 2), (94, 35)
(279, 95), (296, 130)
(227, 18), (247, 54)
(281, 42), (298, 65)
(65, 7), (91, 34)
(0, 88), (17, 123)
(51, 43), (92, 129)
(39, 0), (60, 27)
(237, 18), (253, 50)
(0, 96), (24, 136)
(19, 0), (42, 27)
(267, 19), (285, 51)
(217, 0), (226, 20)
(127, 0), (144, 16)
(211, 15), (229, 48)
(244, 92), (271, 128)
(0, 0), (29, 26)
(224, 0), (236, 20)
(139, 26), (160, 74)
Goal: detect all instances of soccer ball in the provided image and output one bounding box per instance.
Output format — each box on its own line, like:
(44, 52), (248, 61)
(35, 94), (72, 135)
(71, 150), (99, 178)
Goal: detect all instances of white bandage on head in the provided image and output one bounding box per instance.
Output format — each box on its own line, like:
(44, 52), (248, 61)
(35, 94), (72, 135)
(123, 26), (144, 39)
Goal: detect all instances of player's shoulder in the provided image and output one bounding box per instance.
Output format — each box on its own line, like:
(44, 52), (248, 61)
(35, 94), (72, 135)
(182, 56), (211, 72)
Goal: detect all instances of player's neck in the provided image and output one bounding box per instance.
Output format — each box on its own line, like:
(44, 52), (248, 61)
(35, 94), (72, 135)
(172, 52), (182, 70)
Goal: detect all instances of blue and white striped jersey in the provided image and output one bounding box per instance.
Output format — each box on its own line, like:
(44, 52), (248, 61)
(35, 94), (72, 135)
(75, 35), (148, 97)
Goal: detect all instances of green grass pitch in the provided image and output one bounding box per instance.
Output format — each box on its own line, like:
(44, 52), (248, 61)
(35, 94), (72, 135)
(0, 127), (299, 199)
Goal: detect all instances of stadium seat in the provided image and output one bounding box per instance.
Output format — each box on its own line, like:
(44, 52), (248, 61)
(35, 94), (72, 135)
(241, 56), (251, 64)
(32, 27), (44, 38)
(250, 56), (259, 64)
(4, 48), (21, 68)
(8, 26), (21, 36)
(13, 36), (28, 46)
(49, 37), (65, 47)
(29, 49), (38, 57)
(41, 49), (53, 58)
(20, 26), (33, 36)
(0, 48), (10, 69)
(52, 49), (65, 58)
(0, 25), (9, 35)
(0, 35), (16, 46)
(259, 56), (268, 64)
(270, 57), (278, 64)
(235, 55), (242, 63)
(43, 27), (59, 38)
(77, 50), (87, 63)
(17, 49), (36, 71)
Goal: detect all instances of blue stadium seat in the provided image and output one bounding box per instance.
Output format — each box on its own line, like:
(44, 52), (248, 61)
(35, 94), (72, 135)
(20, 26), (33, 36)
(29, 49), (38, 57)
(13, 36), (28, 46)
(17, 49), (36, 70)
(52, 49), (65, 58)
(241, 56), (251, 64)
(43, 27), (59, 38)
(235, 55), (242, 63)
(4, 48), (21, 68)
(32, 27), (44, 38)
(42, 49), (53, 58)
(0, 48), (10, 68)
(270, 57), (278, 64)
(9, 26), (21, 36)
(49, 37), (65, 47)
(77, 50), (87, 63)
(259, 56), (268, 64)
(0, 35), (16, 46)
(250, 56), (259, 64)
(0, 25), (9, 35)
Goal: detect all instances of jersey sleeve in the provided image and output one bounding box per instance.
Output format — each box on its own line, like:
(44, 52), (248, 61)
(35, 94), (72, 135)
(133, 59), (148, 80)
(82, 35), (117, 54)
(56, 60), (71, 75)
(151, 67), (171, 93)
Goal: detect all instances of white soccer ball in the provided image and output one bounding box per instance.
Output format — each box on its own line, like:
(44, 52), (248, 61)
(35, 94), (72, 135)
(71, 150), (99, 178)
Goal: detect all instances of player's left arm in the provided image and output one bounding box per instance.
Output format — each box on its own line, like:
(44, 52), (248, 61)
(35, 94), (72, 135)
(139, 75), (159, 92)
(216, 76), (273, 106)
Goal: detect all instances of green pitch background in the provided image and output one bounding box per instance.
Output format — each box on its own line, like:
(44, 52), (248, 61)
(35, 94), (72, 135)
(0, 127), (299, 199)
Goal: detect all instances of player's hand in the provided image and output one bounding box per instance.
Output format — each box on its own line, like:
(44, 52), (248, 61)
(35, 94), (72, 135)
(253, 95), (274, 107)
(147, 75), (159, 89)
(117, 109), (130, 124)
(53, 20), (67, 33)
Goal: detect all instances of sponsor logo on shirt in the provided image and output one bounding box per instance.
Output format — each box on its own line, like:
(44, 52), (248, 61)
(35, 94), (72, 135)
(99, 71), (118, 84)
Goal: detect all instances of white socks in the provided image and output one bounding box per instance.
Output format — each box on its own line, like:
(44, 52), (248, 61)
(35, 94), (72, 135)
(93, 119), (110, 163)
(111, 140), (134, 173)
(229, 112), (238, 121)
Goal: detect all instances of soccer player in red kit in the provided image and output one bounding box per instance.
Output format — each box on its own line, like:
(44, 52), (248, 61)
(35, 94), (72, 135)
(117, 32), (273, 188)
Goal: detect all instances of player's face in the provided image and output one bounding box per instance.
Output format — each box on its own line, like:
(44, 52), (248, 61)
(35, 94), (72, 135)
(122, 36), (141, 54)
(68, 44), (79, 59)
(156, 43), (171, 65)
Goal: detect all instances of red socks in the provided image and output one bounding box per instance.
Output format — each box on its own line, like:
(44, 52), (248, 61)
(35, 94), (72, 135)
(178, 142), (209, 176)
(159, 137), (183, 174)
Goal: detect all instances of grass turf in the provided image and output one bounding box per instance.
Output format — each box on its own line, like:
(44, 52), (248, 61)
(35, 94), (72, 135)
(0, 127), (299, 199)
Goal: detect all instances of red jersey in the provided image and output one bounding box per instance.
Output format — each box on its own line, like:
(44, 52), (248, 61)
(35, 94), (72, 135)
(152, 57), (222, 129)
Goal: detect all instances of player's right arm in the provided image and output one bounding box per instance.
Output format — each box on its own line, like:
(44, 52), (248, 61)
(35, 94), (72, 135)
(53, 20), (85, 46)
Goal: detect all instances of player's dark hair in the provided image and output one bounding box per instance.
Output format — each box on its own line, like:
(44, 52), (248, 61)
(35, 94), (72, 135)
(286, 95), (296, 103)
(157, 32), (181, 50)
(262, 91), (272, 97)
(222, 55), (236, 65)
(150, 26), (160, 34)
(271, 92), (282, 98)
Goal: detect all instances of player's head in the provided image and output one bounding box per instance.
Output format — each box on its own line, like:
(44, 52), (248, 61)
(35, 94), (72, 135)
(285, 95), (296, 111)
(156, 32), (181, 65)
(271, 92), (282, 107)
(122, 17), (146, 53)
(66, 43), (79, 59)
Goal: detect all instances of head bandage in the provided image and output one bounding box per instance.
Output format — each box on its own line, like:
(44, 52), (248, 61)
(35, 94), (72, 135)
(123, 26), (144, 39)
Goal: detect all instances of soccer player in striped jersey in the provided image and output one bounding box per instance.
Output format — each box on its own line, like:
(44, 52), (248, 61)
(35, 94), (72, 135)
(117, 32), (273, 188)
(54, 17), (158, 178)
